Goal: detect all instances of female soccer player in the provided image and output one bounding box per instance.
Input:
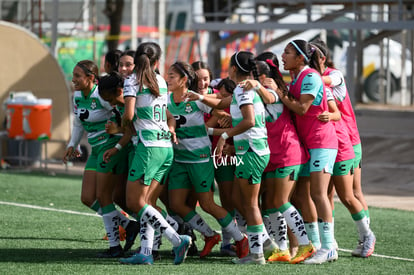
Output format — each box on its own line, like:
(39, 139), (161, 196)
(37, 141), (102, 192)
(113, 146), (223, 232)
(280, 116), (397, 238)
(166, 61), (249, 260)
(310, 40), (376, 258)
(186, 51), (279, 264)
(192, 61), (237, 255)
(274, 40), (339, 264)
(242, 54), (315, 264)
(118, 42), (191, 265)
(63, 60), (138, 258)
(118, 50), (136, 79)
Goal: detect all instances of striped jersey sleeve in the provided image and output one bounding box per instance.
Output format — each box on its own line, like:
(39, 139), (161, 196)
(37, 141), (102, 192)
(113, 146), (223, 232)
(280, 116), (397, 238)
(230, 86), (269, 156)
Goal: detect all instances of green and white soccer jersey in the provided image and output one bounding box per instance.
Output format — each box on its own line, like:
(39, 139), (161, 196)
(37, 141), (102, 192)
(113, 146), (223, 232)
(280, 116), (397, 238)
(72, 85), (119, 147)
(231, 86), (269, 156)
(124, 74), (171, 147)
(167, 92), (212, 163)
(264, 89), (283, 122)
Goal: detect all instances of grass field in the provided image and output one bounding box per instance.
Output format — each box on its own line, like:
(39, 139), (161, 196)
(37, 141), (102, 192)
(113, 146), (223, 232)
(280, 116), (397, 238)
(0, 172), (413, 274)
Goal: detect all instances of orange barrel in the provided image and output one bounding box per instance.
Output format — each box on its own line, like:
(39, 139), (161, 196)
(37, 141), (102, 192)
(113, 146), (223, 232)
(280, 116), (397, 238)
(6, 102), (24, 138)
(22, 99), (52, 140)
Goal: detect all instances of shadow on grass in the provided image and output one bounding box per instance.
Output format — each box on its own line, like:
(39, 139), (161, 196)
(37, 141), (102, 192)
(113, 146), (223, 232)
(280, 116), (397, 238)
(0, 248), (235, 265)
(0, 248), (120, 264)
(0, 236), (96, 243)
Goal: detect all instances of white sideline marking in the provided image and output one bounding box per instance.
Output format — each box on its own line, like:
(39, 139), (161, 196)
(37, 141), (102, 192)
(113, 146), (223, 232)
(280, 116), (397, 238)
(0, 200), (99, 217)
(1, 200), (414, 262)
(338, 248), (414, 262)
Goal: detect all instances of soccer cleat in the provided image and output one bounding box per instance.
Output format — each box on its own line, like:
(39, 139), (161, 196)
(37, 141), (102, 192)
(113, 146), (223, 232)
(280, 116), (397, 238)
(303, 248), (338, 264)
(232, 253), (266, 265)
(268, 248), (291, 263)
(199, 232), (221, 258)
(97, 245), (124, 258)
(361, 232), (376, 258)
(235, 235), (249, 258)
(263, 239), (278, 260)
(119, 253), (154, 265)
(289, 242), (315, 264)
(187, 229), (199, 256)
(221, 243), (237, 257)
(173, 235), (192, 265)
(351, 240), (363, 257)
(124, 220), (140, 252)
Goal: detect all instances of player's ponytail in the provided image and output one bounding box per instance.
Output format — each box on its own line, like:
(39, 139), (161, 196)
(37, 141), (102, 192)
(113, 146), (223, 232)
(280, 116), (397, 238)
(135, 42), (162, 97)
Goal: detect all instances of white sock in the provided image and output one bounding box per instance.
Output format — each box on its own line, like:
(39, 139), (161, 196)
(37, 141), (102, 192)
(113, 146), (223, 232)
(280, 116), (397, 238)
(263, 214), (275, 239)
(355, 216), (371, 240)
(117, 210), (130, 228)
(152, 230), (162, 251)
(222, 230), (233, 246)
(165, 214), (180, 231)
(140, 205), (181, 247)
(305, 222), (320, 249)
(268, 211), (288, 250)
(281, 205), (310, 246)
(222, 218), (244, 242)
(102, 209), (120, 247)
(247, 224), (264, 255)
(139, 221), (154, 256)
(187, 212), (215, 237)
(234, 209), (247, 233)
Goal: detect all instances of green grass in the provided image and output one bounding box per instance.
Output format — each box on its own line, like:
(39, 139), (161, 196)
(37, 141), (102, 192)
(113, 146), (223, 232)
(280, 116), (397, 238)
(0, 172), (413, 274)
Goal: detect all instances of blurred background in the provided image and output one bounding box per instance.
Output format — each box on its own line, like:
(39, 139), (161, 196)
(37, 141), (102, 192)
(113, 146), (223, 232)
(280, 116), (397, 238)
(0, 0), (413, 168)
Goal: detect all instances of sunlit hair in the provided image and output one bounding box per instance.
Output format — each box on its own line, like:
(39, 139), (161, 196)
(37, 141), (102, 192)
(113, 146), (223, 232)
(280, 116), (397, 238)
(230, 51), (258, 79)
(76, 60), (99, 83)
(134, 42), (162, 97)
(309, 39), (335, 70)
(171, 61), (197, 91)
(192, 61), (213, 81)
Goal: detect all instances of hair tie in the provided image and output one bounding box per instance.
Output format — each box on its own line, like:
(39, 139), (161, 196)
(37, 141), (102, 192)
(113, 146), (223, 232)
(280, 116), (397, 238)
(265, 59), (283, 79)
(265, 59), (276, 68)
(309, 43), (325, 57)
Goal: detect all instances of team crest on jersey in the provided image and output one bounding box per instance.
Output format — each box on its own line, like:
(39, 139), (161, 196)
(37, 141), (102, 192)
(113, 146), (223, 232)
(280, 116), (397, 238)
(184, 103), (193, 113)
(237, 146), (244, 151)
(90, 99), (97, 110)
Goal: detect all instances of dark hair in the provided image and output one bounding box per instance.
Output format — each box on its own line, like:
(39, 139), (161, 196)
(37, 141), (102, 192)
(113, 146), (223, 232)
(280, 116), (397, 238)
(98, 71), (124, 96)
(256, 52), (278, 64)
(105, 49), (122, 73)
(255, 52), (288, 96)
(76, 60), (99, 82)
(192, 61), (213, 81)
(171, 61), (197, 90)
(289, 39), (313, 65)
(121, 50), (135, 59)
(309, 39), (335, 70)
(215, 77), (236, 94)
(134, 42), (162, 97)
(230, 51), (258, 79)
